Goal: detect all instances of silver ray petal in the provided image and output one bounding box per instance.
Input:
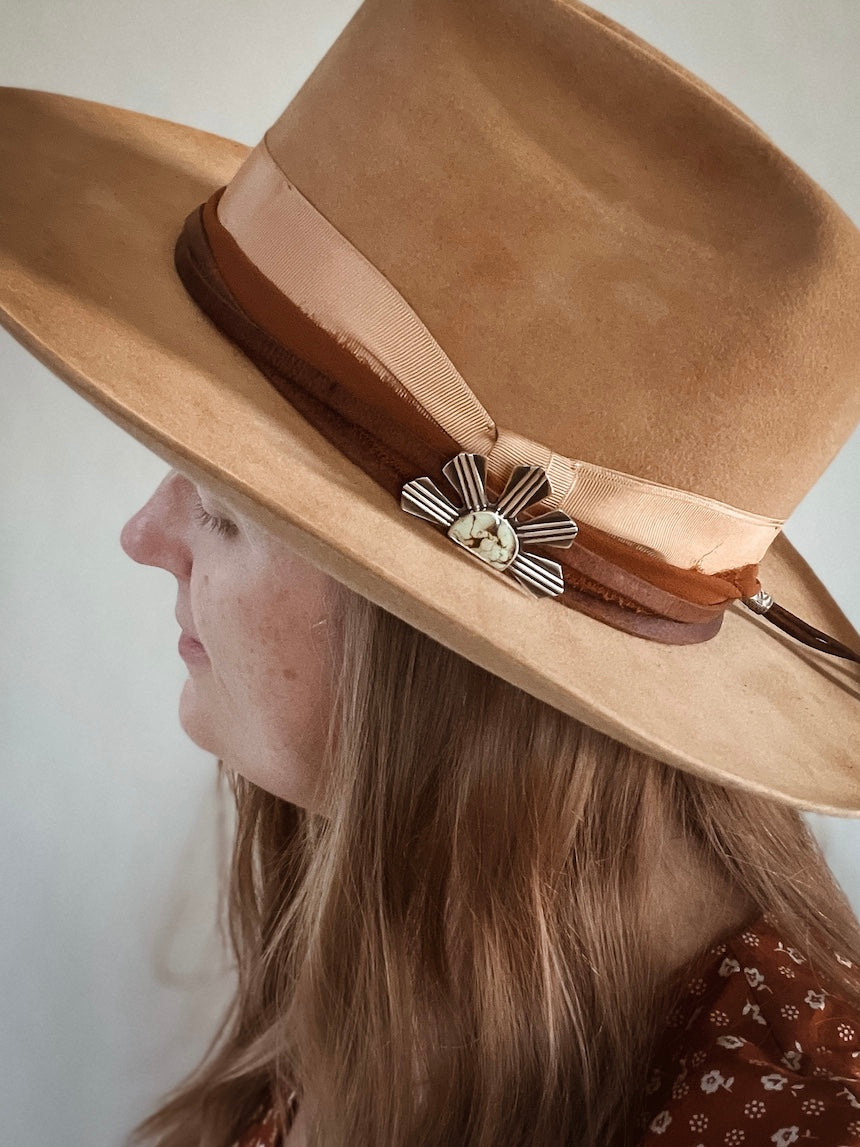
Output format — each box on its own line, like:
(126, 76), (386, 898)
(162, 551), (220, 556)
(495, 464), (553, 519)
(401, 477), (460, 527)
(508, 550), (566, 598)
(441, 452), (489, 511)
(514, 510), (579, 548)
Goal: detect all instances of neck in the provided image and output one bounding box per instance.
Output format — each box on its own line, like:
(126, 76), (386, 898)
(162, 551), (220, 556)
(645, 832), (759, 978)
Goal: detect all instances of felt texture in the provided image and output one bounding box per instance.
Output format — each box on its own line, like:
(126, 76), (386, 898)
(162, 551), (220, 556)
(266, 0), (860, 519)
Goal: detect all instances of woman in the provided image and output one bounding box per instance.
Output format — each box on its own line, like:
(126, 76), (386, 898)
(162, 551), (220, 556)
(1, 0), (859, 1144)
(117, 466), (860, 1147)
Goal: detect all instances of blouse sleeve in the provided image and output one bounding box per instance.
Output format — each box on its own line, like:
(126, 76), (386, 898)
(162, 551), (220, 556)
(637, 916), (860, 1146)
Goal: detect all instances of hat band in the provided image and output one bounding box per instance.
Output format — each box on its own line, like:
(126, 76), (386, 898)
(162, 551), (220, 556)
(169, 139), (860, 661)
(175, 202), (726, 645)
(210, 138), (785, 577)
(173, 192), (860, 662)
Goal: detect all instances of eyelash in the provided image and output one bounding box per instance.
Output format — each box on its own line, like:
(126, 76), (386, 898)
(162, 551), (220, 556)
(192, 496), (238, 538)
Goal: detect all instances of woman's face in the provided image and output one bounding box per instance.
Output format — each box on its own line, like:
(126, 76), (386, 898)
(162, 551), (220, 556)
(119, 466), (335, 809)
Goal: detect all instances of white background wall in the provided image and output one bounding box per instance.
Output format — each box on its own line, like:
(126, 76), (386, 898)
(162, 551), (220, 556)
(1, 2), (858, 1143)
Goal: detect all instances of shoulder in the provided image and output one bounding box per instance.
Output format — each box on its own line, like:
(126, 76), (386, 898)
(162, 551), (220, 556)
(637, 915), (860, 1145)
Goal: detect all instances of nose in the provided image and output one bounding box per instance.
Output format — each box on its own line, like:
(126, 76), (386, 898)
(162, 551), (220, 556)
(120, 468), (192, 578)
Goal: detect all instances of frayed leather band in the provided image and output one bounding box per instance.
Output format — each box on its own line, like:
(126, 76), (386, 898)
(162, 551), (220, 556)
(173, 192), (859, 662)
(174, 199), (726, 645)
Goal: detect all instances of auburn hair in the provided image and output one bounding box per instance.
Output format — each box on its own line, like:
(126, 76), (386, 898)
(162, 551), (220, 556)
(129, 578), (860, 1147)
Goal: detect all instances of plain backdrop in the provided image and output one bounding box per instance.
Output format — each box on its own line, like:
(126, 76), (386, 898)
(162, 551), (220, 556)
(1, 1), (858, 1143)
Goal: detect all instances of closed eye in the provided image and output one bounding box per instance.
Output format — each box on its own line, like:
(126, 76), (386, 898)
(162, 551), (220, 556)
(192, 496), (238, 538)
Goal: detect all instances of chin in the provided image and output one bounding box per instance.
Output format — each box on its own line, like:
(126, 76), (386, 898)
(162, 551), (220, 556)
(177, 679), (220, 755)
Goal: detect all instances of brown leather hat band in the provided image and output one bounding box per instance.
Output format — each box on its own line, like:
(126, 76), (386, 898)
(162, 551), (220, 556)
(174, 194), (732, 646)
(182, 188), (860, 664)
(196, 187), (762, 607)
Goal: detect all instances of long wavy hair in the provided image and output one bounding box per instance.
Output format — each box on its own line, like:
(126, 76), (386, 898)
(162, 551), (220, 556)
(128, 577), (860, 1147)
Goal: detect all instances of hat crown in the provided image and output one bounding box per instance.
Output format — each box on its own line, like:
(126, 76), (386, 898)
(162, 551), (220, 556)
(256, 0), (860, 521)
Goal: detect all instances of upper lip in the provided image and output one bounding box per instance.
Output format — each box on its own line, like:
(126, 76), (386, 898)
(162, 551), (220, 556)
(176, 611), (202, 643)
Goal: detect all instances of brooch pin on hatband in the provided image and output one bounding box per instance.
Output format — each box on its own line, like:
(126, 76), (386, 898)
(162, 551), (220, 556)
(400, 452), (579, 598)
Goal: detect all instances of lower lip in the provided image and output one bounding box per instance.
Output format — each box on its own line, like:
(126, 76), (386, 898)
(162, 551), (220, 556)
(178, 633), (209, 663)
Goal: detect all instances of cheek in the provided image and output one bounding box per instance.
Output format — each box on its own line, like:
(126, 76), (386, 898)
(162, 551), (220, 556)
(202, 571), (330, 749)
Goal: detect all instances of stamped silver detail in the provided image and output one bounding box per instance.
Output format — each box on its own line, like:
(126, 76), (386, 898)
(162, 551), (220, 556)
(741, 588), (774, 614)
(400, 451), (579, 598)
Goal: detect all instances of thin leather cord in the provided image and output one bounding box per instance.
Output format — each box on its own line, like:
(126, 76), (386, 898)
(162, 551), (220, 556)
(761, 602), (860, 664)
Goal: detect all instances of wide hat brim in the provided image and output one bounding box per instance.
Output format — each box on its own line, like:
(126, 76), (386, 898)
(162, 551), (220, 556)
(2, 88), (859, 815)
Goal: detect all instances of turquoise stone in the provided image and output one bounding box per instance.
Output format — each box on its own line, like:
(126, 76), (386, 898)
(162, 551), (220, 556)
(447, 510), (519, 570)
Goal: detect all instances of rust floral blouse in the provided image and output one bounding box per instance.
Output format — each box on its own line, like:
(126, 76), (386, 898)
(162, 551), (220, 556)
(638, 912), (860, 1145)
(233, 913), (860, 1147)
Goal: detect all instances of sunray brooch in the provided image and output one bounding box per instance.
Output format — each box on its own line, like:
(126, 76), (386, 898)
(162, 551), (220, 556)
(400, 452), (579, 598)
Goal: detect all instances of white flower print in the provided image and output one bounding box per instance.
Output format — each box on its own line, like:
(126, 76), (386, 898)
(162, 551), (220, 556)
(800, 1097), (825, 1116)
(744, 967), (765, 989)
(689, 1113), (709, 1132)
(648, 1110), (672, 1134)
(775, 941), (806, 965)
(847, 1119), (860, 1136)
(779, 1004), (799, 1020)
(780, 1049), (802, 1071)
(719, 957), (741, 977)
(671, 1079), (690, 1100)
(740, 931), (760, 946)
(716, 1035), (746, 1050)
(761, 1073), (788, 1091)
(701, 1070), (734, 1094)
(709, 1009), (730, 1027)
(770, 1128), (799, 1147)
(804, 989), (826, 1011)
(724, 1131), (746, 1145)
(777, 965), (796, 979)
(743, 1001), (767, 1026)
(837, 1022), (856, 1041)
(687, 976), (707, 997)
(743, 1099), (766, 1118)
(690, 1050), (708, 1068)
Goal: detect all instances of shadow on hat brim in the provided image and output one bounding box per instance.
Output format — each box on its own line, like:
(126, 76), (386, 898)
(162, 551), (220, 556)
(1, 87), (858, 815)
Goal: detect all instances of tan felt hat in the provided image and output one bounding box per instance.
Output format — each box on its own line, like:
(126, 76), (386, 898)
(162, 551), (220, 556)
(1, 0), (859, 813)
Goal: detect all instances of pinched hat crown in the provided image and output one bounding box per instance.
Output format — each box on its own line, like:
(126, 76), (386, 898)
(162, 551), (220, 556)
(256, 0), (860, 521)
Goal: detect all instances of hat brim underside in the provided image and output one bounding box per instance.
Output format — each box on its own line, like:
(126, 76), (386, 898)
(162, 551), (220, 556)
(1, 88), (858, 814)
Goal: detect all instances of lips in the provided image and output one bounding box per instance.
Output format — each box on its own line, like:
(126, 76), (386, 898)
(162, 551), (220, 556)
(176, 605), (208, 661)
(175, 608), (202, 645)
(178, 630), (209, 663)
